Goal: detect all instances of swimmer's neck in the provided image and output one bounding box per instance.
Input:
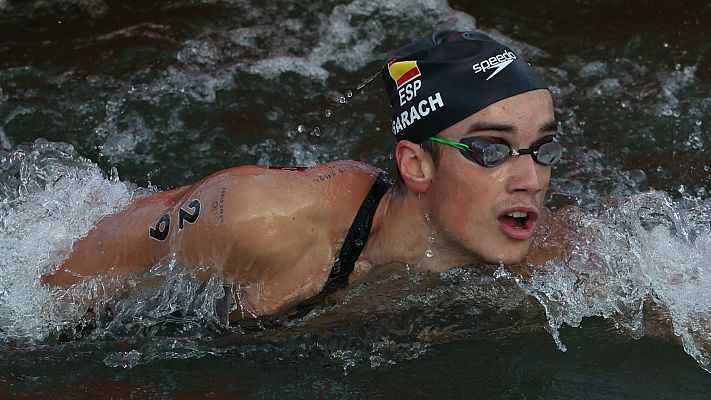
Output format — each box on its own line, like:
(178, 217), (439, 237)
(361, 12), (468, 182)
(360, 188), (477, 273)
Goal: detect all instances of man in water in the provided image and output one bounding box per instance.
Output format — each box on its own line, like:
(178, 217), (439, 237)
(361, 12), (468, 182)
(43, 30), (563, 321)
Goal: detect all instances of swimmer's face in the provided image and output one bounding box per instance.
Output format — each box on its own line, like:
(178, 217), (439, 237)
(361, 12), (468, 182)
(428, 89), (555, 264)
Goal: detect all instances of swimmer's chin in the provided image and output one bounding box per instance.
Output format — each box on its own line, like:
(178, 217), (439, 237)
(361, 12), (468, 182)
(471, 251), (534, 279)
(483, 250), (530, 266)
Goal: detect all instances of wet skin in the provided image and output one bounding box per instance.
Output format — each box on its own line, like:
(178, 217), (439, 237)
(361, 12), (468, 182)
(392, 89), (556, 268)
(43, 89), (558, 319)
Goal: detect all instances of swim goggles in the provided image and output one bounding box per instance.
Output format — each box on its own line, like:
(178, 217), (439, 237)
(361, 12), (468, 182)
(428, 136), (563, 167)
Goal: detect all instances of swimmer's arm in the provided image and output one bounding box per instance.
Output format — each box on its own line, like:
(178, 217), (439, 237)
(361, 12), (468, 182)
(42, 186), (199, 286)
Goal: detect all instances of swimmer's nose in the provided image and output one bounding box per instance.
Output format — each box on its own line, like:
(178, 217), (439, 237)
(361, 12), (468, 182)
(506, 154), (544, 195)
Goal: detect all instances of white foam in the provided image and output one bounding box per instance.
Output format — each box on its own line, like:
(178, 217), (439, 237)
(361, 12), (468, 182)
(249, 57), (330, 81)
(504, 191), (711, 372)
(0, 141), (134, 339)
(245, 0), (476, 81)
(93, 64), (235, 162)
(655, 66), (697, 118)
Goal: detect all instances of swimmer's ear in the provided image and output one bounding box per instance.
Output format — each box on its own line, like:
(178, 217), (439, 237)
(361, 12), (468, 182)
(395, 140), (434, 194)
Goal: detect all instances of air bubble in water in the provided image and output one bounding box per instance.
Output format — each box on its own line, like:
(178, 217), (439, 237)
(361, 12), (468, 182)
(324, 109), (332, 118)
(346, 90), (353, 98)
(339, 97), (347, 104)
(704, 165), (709, 172)
(312, 127), (321, 137)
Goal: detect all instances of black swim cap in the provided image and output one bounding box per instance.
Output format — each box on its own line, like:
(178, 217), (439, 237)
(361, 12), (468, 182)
(382, 30), (549, 143)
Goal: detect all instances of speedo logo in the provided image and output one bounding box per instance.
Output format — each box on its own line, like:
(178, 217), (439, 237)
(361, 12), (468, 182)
(472, 50), (517, 81)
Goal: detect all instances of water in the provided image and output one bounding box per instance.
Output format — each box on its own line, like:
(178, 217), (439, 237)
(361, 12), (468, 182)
(1, 0), (710, 397)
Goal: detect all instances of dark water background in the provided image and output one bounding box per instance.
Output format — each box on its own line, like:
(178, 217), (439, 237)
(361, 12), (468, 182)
(0, 0), (710, 398)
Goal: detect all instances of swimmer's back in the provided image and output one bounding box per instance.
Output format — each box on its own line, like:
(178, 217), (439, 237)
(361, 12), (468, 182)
(44, 160), (381, 316)
(196, 160), (381, 275)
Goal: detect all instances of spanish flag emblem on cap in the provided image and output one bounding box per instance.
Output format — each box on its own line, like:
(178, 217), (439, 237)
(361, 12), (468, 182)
(388, 60), (421, 89)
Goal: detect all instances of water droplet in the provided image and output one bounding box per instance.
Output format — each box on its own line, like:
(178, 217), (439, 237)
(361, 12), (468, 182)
(656, 166), (664, 172)
(354, 239), (364, 247)
(424, 213), (431, 222)
(346, 90), (353, 98)
(704, 165), (709, 172)
(109, 167), (120, 183)
(339, 97), (347, 104)
(297, 124), (305, 134)
(312, 127), (321, 137)
(425, 249), (434, 258)
(663, 42), (669, 48)
(324, 109), (332, 118)
(427, 232), (436, 243)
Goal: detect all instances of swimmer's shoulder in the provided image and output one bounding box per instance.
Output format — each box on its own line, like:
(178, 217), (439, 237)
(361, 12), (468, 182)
(302, 160), (382, 188)
(194, 161), (381, 197)
(188, 160), (376, 183)
(186, 161), (382, 220)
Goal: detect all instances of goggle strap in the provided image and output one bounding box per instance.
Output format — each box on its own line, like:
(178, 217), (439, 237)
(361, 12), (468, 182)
(428, 137), (469, 151)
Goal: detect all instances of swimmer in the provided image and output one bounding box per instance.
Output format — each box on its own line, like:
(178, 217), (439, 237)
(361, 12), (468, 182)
(42, 30), (565, 320)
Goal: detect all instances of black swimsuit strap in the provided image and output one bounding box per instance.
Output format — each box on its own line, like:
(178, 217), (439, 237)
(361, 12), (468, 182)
(320, 171), (391, 294)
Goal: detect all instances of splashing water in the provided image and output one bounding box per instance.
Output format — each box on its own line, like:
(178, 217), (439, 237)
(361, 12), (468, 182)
(0, 0), (708, 396)
(2, 138), (711, 378)
(497, 191), (711, 372)
(0, 140), (238, 342)
(0, 140), (136, 339)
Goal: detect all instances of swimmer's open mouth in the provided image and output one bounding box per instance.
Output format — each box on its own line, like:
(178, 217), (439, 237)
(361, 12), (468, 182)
(497, 207), (539, 239)
(503, 211), (530, 228)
